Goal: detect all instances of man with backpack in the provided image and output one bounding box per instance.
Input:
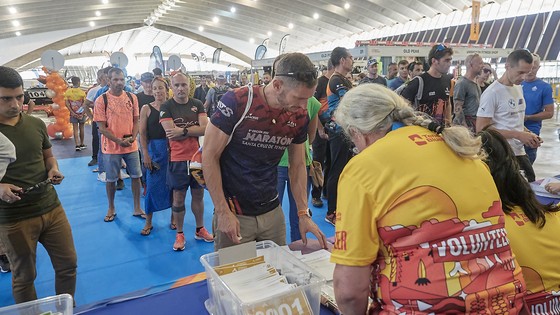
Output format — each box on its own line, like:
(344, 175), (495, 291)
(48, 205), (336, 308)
(402, 44), (453, 125)
(94, 68), (145, 223)
(204, 74), (230, 117)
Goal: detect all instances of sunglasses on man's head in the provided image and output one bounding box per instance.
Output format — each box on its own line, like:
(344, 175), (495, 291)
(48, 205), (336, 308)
(435, 43), (447, 52)
(275, 71), (318, 82)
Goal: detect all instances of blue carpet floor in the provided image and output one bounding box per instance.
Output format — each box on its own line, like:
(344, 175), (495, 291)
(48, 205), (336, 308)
(0, 155), (335, 308)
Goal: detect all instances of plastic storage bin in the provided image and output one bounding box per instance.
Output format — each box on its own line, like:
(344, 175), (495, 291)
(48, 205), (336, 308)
(201, 240), (326, 315)
(0, 294), (73, 315)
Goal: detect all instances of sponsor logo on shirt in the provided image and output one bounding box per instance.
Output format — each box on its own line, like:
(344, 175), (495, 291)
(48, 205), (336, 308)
(191, 106), (198, 113)
(217, 101), (233, 117)
(429, 91), (436, 96)
(241, 129), (293, 149)
(409, 134), (444, 146)
(244, 113), (259, 121)
(532, 86), (537, 92)
(508, 99), (516, 108)
(160, 111), (166, 117)
(286, 120), (297, 128)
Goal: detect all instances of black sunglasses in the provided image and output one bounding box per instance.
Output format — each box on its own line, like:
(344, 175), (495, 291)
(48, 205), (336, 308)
(275, 71), (318, 82)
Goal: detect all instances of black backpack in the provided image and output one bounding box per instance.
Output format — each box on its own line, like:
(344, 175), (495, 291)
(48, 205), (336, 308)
(213, 86), (229, 105)
(101, 91), (134, 127)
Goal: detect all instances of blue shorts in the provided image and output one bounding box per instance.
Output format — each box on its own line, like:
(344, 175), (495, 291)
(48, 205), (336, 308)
(167, 161), (202, 191)
(70, 115), (87, 124)
(104, 151), (142, 183)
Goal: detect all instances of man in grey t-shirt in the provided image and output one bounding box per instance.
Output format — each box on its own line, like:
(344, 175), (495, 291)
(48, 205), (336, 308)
(453, 54), (483, 132)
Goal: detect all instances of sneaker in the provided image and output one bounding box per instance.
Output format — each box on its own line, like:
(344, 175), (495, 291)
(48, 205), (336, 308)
(88, 158), (98, 166)
(79, 144), (87, 150)
(194, 227), (214, 242)
(325, 213), (336, 226)
(97, 172), (107, 183)
(116, 179), (125, 190)
(173, 233), (186, 251)
(0, 254), (10, 273)
(120, 169), (130, 179)
(312, 198), (323, 208)
(75, 146), (80, 151)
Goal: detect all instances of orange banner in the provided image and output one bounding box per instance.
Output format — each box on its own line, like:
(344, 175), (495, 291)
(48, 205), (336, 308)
(470, 0), (481, 41)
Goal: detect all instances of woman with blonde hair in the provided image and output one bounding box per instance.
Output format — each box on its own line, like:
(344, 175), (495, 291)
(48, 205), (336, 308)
(331, 83), (527, 314)
(138, 77), (173, 235)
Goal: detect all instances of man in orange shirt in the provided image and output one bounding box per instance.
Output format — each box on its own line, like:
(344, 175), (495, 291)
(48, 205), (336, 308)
(94, 68), (145, 222)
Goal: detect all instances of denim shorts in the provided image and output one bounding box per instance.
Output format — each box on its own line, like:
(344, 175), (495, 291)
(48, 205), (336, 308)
(167, 161), (202, 191)
(104, 151), (142, 182)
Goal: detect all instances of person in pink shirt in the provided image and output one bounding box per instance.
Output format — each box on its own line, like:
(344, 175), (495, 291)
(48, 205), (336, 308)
(94, 68), (145, 222)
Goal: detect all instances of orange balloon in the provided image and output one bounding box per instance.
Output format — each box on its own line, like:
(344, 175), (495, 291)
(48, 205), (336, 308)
(56, 117), (65, 125)
(46, 123), (57, 138)
(63, 127), (73, 139)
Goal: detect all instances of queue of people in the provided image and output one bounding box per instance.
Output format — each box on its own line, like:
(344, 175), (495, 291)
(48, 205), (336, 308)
(0, 46), (559, 314)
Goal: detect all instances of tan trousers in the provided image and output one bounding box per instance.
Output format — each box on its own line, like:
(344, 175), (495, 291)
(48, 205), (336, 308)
(0, 205), (77, 303)
(213, 205), (286, 250)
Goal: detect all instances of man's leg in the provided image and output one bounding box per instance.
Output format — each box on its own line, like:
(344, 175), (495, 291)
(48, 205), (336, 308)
(516, 155), (536, 182)
(191, 187), (213, 242)
(89, 122), (99, 166)
(213, 212), (258, 250)
(524, 145), (537, 165)
(72, 122), (79, 147)
(104, 153), (121, 220)
(172, 189), (187, 251)
(79, 122), (85, 147)
(256, 206), (287, 246)
(123, 151), (144, 216)
(325, 132), (351, 224)
(311, 134), (326, 204)
(0, 216), (42, 303)
(38, 206), (77, 301)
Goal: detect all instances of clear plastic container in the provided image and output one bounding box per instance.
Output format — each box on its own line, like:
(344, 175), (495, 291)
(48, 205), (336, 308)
(0, 294), (73, 315)
(200, 240), (326, 315)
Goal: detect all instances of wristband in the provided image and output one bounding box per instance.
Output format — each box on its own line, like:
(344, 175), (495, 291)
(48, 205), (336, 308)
(297, 208), (312, 218)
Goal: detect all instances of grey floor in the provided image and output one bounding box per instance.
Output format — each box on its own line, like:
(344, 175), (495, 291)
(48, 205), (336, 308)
(531, 113), (560, 179)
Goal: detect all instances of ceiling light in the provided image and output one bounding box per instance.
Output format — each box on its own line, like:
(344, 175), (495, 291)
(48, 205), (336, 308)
(95, 11), (101, 16)
(288, 23), (294, 29)
(344, 2), (350, 9)
(249, 38), (255, 44)
(102, 0), (109, 4)
(198, 26), (204, 31)
(89, 21), (95, 27)
(230, 7), (236, 13)
(12, 20), (20, 27)
(8, 7), (17, 14)
(267, 31), (272, 36)
(212, 16), (219, 23)
(15, 31), (21, 36)
(313, 13), (319, 19)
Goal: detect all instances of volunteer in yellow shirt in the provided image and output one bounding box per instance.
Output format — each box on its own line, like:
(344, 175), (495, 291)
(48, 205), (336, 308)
(330, 84), (527, 315)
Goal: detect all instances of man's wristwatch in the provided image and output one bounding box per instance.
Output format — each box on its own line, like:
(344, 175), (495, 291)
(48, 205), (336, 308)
(182, 126), (189, 136)
(297, 208), (312, 218)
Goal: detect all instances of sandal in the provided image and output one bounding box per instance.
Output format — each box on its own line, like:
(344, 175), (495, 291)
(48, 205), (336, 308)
(104, 213), (117, 222)
(140, 226), (153, 236)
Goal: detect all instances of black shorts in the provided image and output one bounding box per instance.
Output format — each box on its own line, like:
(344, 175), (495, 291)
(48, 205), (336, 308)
(166, 161), (202, 191)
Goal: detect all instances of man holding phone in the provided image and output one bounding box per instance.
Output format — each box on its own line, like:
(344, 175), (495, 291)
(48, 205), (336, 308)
(0, 66), (77, 303)
(94, 67), (145, 222)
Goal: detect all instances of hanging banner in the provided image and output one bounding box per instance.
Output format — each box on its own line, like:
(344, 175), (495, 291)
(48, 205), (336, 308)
(470, 0), (481, 41)
(279, 34), (290, 55)
(191, 53), (200, 62)
(200, 52), (207, 63)
(255, 45), (267, 60)
(212, 48), (222, 64)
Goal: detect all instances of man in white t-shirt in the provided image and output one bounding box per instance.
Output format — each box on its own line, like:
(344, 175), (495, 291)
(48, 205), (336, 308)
(84, 68), (109, 166)
(476, 49), (540, 182)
